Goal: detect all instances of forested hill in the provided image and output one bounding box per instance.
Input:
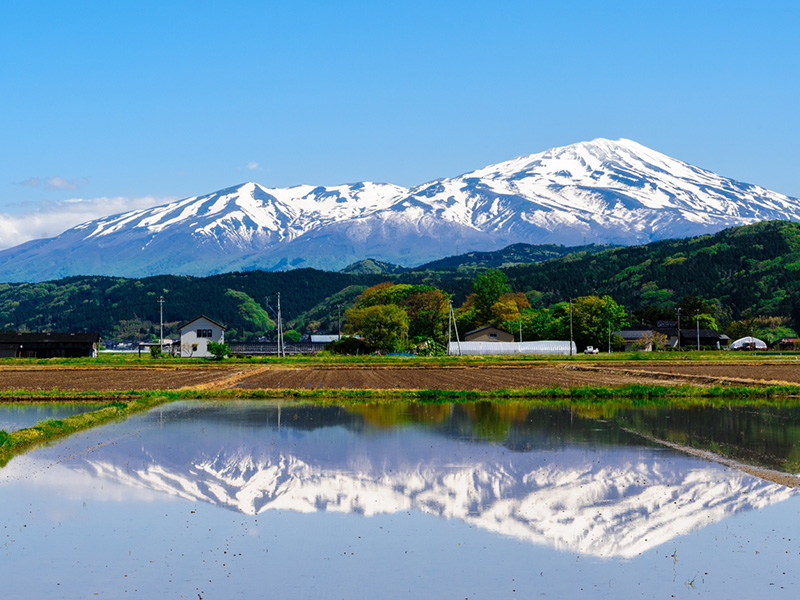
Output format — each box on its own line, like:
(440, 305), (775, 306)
(2, 221), (800, 340)
(503, 220), (800, 323)
(0, 269), (388, 341)
(415, 243), (616, 271)
(339, 243), (616, 274)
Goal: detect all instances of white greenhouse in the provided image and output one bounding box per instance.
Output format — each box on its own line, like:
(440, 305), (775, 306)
(447, 341), (577, 356)
(729, 336), (767, 351)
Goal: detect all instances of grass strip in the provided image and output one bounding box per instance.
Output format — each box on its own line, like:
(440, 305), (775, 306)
(4, 350), (800, 368)
(0, 393), (173, 467)
(3, 382), (800, 404)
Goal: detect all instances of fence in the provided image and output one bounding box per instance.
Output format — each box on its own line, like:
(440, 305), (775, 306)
(227, 342), (330, 355)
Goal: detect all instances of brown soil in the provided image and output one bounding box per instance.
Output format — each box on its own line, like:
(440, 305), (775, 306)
(596, 362), (800, 386)
(0, 367), (238, 392)
(232, 365), (678, 391)
(1, 361), (797, 393)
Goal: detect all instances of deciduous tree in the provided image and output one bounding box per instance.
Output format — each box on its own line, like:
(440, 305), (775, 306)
(472, 269), (512, 325)
(345, 304), (410, 352)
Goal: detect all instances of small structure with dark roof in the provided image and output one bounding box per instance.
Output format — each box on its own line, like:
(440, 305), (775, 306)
(464, 326), (514, 343)
(0, 332), (100, 358)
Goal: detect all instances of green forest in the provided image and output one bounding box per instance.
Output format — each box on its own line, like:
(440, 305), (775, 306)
(1, 220), (799, 346)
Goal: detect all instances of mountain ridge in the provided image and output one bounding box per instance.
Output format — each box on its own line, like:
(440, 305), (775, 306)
(1, 138), (798, 282)
(4, 221), (800, 338)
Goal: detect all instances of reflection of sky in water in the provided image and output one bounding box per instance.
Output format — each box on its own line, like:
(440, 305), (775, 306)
(0, 402), (97, 432)
(1, 400), (799, 599)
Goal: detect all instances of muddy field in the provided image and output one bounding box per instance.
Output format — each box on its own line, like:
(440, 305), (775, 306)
(1, 361), (798, 393)
(0, 367), (237, 392)
(0, 364), (682, 392)
(232, 365), (677, 391)
(603, 362), (800, 385)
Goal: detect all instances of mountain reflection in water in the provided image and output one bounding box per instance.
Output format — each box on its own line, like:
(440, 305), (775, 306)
(57, 401), (795, 559)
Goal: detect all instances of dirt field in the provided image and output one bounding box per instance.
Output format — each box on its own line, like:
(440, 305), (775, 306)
(0, 364), (673, 392)
(597, 362), (800, 385)
(0, 367), (237, 392)
(232, 365), (677, 391)
(1, 361), (798, 393)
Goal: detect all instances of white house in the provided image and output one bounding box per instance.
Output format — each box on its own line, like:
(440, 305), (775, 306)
(178, 315), (226, 358)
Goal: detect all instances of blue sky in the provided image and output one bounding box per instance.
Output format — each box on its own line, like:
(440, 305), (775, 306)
(1, 0), (798, 247)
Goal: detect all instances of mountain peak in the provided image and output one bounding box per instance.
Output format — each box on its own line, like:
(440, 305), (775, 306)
(0, 139), (797, 281)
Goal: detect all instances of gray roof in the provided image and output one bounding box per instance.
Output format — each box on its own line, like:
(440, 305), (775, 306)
(0, 331), (99, 343)
(177, 315), (227, 330)
(464, 326), (511, 336)
(615, 329), (655, 341)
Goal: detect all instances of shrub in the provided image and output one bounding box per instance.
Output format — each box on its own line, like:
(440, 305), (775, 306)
(207, 341), (230, 360)
(327, 337), (369, 355)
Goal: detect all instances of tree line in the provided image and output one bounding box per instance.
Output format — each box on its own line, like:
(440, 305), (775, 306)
(337, 270), (629, 354)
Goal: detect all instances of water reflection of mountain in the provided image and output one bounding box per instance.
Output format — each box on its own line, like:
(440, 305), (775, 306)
(67, 402), (796, 559)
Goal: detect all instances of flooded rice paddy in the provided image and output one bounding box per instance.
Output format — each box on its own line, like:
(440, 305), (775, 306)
(0, 402), (98, 432)
(1, 400), (800, 598)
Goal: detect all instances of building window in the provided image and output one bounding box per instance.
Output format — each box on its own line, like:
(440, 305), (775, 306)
(489, 333), (497, 338)
(192, 344), (198, 351)
(197, 329), (212, 338)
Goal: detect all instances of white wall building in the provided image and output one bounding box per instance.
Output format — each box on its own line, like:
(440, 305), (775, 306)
(448, 341), (576, 356)
(178, 315), (226, 358)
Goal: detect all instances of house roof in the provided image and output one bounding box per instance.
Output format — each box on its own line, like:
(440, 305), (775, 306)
(177, 315), (227, 331)
(464, 326), (511, 337)
(0, 332), (99, 343)
(615, 329), (656, 341)
(679, 329), (723, 338)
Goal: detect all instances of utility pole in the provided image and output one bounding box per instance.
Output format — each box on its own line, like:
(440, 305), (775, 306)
(608, 320), (611, 354)
(518, 313), (522, 344)
(676, 307), (682, 351)
(337, 304), (341, 340)
(266, 293), (285, 357)
(696, 309), (700, 351)
(448, 300), (451, 352)
(569, 297), (574, 357)
(277, 291), (283, 358)
(448, 300), (461, 356)
(158, 296), (164, 351)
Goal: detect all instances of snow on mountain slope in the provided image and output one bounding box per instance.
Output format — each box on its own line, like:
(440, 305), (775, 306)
(0, 138), (797, 281)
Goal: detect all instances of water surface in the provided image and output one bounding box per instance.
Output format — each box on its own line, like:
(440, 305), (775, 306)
(1, 400), (799, 598)
(0, 402), (99, 432)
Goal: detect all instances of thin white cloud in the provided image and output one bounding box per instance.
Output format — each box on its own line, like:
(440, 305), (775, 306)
(247, 161), (259, 170)
(45, 176), (89, 191)
(18, 176), (89, 191)
(0, 195), (175, 250)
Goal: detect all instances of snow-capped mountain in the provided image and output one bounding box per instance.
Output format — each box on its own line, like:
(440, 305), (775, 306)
(1, 138), (798, 281)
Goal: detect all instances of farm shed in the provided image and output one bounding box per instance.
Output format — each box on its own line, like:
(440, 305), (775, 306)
(310, 335), (341, 343)
(464, 326), (514, 343)
(0, 332), (99, 358)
